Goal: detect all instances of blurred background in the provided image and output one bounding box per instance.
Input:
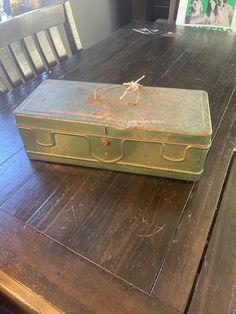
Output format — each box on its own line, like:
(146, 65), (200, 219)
(0, 1), (176, 48)
(0, 0), (133, 48)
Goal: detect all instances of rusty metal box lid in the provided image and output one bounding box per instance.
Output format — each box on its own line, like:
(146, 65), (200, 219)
(14, 79), (212, 145)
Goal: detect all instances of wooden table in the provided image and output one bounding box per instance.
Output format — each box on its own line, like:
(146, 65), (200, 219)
(1, 22), (236, 314)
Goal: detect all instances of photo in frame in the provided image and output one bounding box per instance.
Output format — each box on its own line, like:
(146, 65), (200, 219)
(176, 0), (236, 31)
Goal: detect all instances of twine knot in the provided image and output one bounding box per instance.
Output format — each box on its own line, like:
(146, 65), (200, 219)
(93, 75), (145, 105)
(120, 75), (145, 102)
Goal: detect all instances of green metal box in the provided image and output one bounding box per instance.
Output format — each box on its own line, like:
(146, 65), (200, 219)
(14, 79), (212, 181)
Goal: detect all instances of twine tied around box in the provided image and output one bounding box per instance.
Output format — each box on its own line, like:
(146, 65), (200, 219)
(93, 75), (145, 105)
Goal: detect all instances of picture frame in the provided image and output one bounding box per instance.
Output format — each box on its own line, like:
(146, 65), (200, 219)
(176, 0), (236, 31)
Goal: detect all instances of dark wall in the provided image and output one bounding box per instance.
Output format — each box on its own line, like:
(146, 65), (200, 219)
(44, 0), (132, 48)
(69, 0), (132, 48)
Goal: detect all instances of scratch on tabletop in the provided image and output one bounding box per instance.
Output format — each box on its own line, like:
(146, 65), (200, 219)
(138, 224), (166, 238)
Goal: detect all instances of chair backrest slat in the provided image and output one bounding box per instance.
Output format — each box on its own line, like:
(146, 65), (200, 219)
(32, 33), (50, 72)
(0, 47), (22, 87)
(45, 29), (60, 64)
(0, 76), (8, 94)
(57, 24), (72, 59)
(20, 39), (38, 78)
(23, 36), (45, 73)
(7, 45), (27, 84)
(0, 1), (82, 94)
(11, 41), (34, 79)
(36, 31), (58, 67)
(0, 61), (13, 92)
(49, 26), (67, 60)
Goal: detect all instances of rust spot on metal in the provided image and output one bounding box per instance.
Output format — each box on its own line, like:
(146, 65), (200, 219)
(40, 96), (46, 102)
(86, 92), (125, 107)
(100, 138), (110, 146)
(86, 94), (104, 105)
(198, 129), (212, 136)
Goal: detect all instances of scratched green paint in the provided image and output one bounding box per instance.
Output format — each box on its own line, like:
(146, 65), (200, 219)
(14, 80), (212, 181)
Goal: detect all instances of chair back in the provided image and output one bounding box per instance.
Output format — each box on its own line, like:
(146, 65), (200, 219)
(0, 1), (82, 93)
(168, 0), (179, 22)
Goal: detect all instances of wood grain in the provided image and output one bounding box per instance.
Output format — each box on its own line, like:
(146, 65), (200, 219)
(1, 159), (83, 222)
(0, 210), (178, 314)
(152, 87), (236, 311)
(0, 270), (62, 313)
(27, 166), (192, 292)
(0, 150), (35, 207)
(1, 22), (236, 313)
(188, 152), (236, 314)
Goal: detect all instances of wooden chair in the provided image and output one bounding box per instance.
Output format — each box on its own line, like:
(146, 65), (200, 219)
(133, 0), (179, 24)
(155, 0), (180, 24)
(167, 0), (179, 23)
(0, 1), (82, 94)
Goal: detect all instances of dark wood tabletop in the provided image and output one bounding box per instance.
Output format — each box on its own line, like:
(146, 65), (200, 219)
(0, 22), (236, 314)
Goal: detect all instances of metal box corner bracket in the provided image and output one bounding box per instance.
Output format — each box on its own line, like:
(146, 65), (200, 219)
(14, 79), (212, 181)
